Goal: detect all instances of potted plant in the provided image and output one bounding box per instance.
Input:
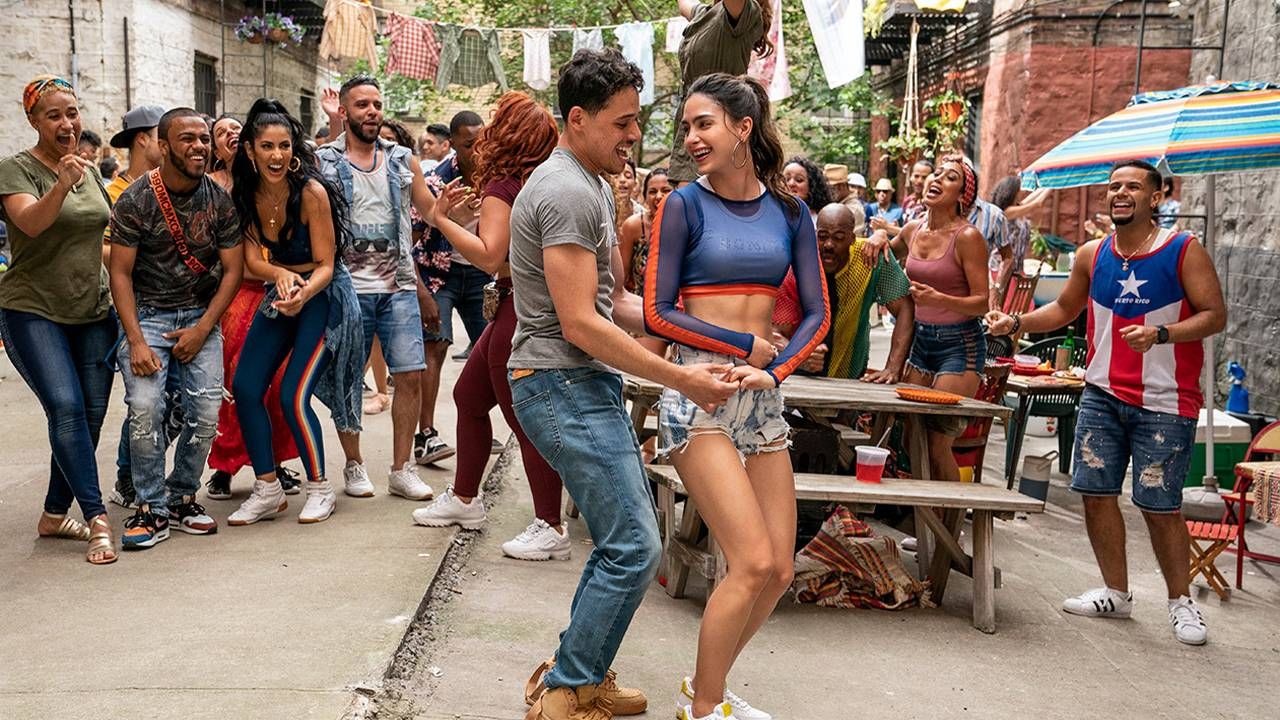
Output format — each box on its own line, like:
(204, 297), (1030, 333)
(263, 13), (306, 46)
(235, 15), (266, 44)
(876, 129), (931, 167)
(927, 89), (967, 124)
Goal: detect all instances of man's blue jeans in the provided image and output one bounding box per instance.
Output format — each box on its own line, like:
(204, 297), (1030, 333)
(510, 367), (662, 689)
(117, 307), (224, 516)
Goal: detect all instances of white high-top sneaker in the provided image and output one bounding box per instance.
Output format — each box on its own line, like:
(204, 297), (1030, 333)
(298, 480), (337, 524)
(343, 461), (375, 498)
(227, 479), (287, 526)
(501, 519), (571, 561)
(412, 487), (486, 529)
(388, 463), (433, 500)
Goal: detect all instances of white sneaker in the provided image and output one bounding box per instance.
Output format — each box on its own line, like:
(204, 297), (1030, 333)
(723, 688), (771, 720)
(388, 463), (433, 500)
(1168, 596), (1208, 645)
(678, 702), (737, 720)
(675, 677), (768, 720)
(1062, 587), (1134, 618)
(412, 487), (486, 529)
(501, 519), (571, 561)
(343, 461), (375, 498)
(227, 480), (287, 526)
(298, 480), (336, 524)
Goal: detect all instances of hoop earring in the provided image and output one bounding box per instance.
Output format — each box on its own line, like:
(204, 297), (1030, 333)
(289, 156), (302, 173)
(730, 138), (748, 169)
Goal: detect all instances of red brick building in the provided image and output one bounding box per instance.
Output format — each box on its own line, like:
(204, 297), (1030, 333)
(868, 0), (1192, 243)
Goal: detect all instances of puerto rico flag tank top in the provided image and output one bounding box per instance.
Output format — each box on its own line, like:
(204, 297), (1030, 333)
(1085, 228), (1203, 419)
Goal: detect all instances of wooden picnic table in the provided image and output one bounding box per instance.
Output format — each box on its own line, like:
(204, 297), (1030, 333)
(1002, 374), (1086, 489)
(622, 374), (1012, 481)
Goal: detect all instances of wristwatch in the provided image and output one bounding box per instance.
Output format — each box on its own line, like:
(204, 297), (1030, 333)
(1156, 325), (1170, 344)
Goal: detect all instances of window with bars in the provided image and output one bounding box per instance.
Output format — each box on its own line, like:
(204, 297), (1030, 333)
(299, 91), (315, 137)
(965, 92), (982, 172)
(194, 54), (218, 116)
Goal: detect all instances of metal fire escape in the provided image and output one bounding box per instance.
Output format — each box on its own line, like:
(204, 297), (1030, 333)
(217, 0), (326, 117)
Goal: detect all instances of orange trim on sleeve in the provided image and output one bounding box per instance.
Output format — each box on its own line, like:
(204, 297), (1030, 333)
(643, 195), (750, 358)
(768, 243), (831, 383)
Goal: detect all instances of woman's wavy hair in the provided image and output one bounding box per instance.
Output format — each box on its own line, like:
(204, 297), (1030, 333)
(230, 98), (350, 254)
(379, 117), (415, 150)
(471, 92), (559, 193)
(686, 72), (798, 215)
(785, 155), (834, 211)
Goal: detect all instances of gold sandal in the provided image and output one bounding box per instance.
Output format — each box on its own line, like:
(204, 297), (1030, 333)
(38, 513), (91, 541)
(86, 515), (117, 565)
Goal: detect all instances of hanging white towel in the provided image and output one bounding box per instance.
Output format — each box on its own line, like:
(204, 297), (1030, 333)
(614, 22), (655, 106)
(665, 16), (689, 53)
(749, 0), (792, 101)
(522, 29), (552, 90)
(572, 28), (604, 54)
(802, 0), (866, 89)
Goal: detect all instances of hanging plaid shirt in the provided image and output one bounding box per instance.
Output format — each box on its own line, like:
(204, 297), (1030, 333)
(319, 0), (378, 67)
(385, 13), (441, 81)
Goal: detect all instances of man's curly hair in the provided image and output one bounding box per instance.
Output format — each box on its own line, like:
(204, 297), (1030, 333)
(556, 49), (644, 120)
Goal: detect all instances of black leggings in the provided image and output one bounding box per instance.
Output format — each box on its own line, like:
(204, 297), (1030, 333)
(232, 295), (331, 482)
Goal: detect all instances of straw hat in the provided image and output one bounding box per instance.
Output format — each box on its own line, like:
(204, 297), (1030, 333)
(873, 178), (896, 193)
(823, 163), (849, 185)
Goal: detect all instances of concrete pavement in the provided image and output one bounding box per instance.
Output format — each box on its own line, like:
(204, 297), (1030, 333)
(0, 328), (505, 720)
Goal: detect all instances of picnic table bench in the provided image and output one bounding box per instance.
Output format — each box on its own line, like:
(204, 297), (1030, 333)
(647, 465), (1046, 634)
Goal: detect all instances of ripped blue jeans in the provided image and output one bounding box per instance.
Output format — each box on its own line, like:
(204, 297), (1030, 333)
(117, 307), (224, 516)
(1070, 385), (1196, 513)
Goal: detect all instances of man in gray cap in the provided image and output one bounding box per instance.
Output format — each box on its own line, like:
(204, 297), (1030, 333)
(106, 105), (165, 205)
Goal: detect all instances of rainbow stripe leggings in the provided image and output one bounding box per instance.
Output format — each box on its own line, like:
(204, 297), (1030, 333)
(232, 293), (331, 482)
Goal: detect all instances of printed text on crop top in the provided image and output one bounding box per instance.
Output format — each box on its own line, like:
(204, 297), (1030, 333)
(643, 180), (830, 384)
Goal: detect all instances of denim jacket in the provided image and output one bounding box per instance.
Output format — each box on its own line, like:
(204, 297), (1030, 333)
(316, 134), (418, 292)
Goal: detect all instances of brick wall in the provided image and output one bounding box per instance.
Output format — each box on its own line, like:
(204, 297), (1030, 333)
(1, 0), (333, 158)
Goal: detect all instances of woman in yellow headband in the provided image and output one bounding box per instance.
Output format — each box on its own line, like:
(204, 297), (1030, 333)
(0, 75), (118, 564)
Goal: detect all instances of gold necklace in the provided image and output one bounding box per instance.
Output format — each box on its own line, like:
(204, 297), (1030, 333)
(261, 187), (288, 230)
(1118, 225), (1157, 271)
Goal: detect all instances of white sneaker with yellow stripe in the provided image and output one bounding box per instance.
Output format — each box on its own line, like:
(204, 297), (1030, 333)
(675, 676), (771, 720)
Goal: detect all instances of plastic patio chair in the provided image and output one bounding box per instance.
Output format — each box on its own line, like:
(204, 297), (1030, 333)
(1012, 336), (1088, 474)
(1221, 420), (1280, 589)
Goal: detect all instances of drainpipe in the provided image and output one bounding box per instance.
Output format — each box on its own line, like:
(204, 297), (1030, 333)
(67, 0), (80, 91)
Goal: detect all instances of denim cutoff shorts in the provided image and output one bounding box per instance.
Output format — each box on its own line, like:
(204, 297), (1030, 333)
(907, 318), (986, 377)
(1070, 385), (1196, 513)
(658, 345), (790, 461)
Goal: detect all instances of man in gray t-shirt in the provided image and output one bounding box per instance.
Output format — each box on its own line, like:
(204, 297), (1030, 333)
(508, 146), (618, 371)
(507, 50), (735, 715)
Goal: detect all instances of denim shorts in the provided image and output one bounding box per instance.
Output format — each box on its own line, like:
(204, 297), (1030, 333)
(358, 291), (426, 373)
(1070, 385), (1196, 513)
(658, 345), (790, 461)
(908, 318), (986, 376)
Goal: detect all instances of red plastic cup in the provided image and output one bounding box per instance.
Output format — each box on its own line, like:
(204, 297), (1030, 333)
(855, 446), (890, 483)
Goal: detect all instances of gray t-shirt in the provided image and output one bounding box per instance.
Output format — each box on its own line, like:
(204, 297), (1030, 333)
(509, 147), (617, 371)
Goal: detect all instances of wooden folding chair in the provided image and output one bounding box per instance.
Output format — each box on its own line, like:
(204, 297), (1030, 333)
(1187, 520), (1238, 600)
(1000, 273), (1039, 345)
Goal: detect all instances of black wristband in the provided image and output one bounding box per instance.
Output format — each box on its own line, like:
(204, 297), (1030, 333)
(1010, 314), (1022, 336)
(1157, 325), (1170, 344)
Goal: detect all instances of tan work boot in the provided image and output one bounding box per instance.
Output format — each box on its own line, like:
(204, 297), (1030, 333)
(525, 685), (612, 720)
(526, 657), (648, 716)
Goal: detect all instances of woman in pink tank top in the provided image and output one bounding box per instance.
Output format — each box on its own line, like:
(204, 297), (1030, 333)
(898, 155), (991, 481)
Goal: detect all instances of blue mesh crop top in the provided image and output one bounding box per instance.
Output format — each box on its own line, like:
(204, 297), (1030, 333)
(643, 180), (830, 384)
(262, 221), (315, 266)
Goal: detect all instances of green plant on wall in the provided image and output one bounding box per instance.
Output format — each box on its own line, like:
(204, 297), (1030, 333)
(924, 89), (968, 155)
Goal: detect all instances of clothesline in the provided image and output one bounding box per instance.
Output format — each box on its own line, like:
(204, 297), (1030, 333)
(339, 0), (680, 34)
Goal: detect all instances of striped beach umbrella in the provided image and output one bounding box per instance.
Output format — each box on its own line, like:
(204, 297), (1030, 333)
(1021, 81), (1280, 189)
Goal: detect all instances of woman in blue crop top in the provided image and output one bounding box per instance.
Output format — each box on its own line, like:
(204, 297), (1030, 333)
(644, 72), (829, 719)
(226, 99), (363, 527)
